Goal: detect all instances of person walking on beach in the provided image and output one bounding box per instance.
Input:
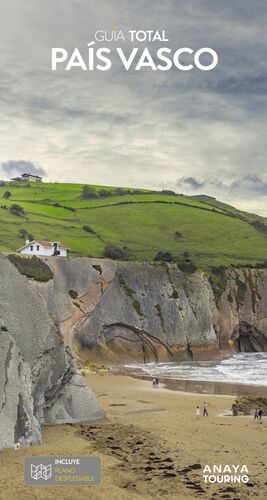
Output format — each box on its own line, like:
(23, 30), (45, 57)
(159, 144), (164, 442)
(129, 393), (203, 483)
(258, 409), (263, 421)
(203, 401), (208, 416)
(196, 406), (200, 419)
(152, 378), (156, 388)
(155, 377), (159, 388)
(254, 409), (259, 420)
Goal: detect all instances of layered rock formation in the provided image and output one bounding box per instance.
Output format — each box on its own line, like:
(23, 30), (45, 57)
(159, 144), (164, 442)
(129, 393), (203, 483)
(29, 258), (267, 364)
(0, 254), (104, 449)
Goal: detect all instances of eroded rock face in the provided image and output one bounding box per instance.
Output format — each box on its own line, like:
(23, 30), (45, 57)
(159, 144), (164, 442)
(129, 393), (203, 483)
(0, 254), (104, 449)
(28, 258), (267, 364)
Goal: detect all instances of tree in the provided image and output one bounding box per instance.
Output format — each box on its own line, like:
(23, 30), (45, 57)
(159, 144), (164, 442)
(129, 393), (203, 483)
(82, 185), (98, 199)
(18, 229), (33, 240)
(10, 204), (25, 216)
(3, 191), (11, 199)
(154, 251), (175, 262)
(98, 189), (110, 197)
(83, 225), (96, 235)
(103, 244), (128, 260)
(18, 228), (27, 239)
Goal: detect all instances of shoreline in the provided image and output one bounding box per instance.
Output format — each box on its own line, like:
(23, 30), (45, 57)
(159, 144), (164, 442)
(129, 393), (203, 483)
(0, 372), (266, 499)
(108, 367), (267, 397)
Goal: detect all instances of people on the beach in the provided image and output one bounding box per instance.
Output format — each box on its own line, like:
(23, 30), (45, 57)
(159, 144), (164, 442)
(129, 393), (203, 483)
(254, 409), (259, 420)
(196, 405), (200, 419)
(258, 409), (263, 421)
(203, 401), (208, 416)
(152, 378), (156, 388)
(155, 377), (159, 388)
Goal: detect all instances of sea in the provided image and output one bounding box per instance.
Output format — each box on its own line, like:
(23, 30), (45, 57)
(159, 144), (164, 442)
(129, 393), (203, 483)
(120, 353), (267, 395)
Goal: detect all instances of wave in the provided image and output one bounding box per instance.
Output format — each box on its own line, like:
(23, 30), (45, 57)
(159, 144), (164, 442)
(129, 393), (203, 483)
(123, 353), (267, 386)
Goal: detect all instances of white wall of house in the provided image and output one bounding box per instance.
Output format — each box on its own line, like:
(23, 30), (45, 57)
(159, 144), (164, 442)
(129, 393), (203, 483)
(20, 243), (67, 257)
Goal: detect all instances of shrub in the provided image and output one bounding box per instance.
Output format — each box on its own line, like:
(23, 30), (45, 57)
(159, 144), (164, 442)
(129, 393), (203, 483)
(98, 189), (110, 197)
(154, 251), (175, 262)
(133, 299), (144, 317)
(161, 189), (176, 196)
(0, 326), (8, 332)
(69, 289), (78, 299)
(114, 188), (126, 196)
(3, 191), (11, 199)
(178, 259), (198, 274)
(8, 254), (53, 282)
(18, 229), (33, 240)
(103, 244), (128, 260)
(10, 204), (25, 216)
(82, 185), (99, 199)
(83, 225), (97, 235)
(175, 231), (183, 238)
(19, 228), (27, 239)
(53, 202), (76, 212)
(208, 266), (227, 306)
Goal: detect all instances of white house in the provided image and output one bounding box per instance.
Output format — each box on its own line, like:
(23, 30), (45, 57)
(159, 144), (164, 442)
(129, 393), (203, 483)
(11, 172), (43, 182)
(17, 240), (68, 257)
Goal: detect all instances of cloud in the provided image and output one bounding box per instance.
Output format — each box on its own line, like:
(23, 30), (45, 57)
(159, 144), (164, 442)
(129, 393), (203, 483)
(0, 160), (46, 178)
(176, 174), (267, 200)
(178, 177), (205, 190)
(0, 1), (266, 214)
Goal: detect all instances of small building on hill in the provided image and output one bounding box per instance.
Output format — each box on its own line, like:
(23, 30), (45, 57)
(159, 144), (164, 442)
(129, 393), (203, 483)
(17, 240), (68, 257)
(11, 173), (43, 182)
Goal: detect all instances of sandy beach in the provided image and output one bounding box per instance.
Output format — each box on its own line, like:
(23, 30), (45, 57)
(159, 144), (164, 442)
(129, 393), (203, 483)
(0, 373), (266, 500)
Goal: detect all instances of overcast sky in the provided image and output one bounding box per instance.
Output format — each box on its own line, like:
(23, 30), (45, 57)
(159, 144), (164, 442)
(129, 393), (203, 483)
(0, 0), (266, 214)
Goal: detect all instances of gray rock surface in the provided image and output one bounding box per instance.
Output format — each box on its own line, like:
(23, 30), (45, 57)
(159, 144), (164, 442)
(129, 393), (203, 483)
(0, 254), (104, 449)
(29, 258), (267, 364)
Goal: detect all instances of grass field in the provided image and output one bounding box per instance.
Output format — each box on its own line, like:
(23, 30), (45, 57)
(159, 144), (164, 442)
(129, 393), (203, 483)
(1, 181), (267, 268)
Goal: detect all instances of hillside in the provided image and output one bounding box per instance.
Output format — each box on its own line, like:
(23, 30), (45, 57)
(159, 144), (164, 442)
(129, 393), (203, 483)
(1, 181), (267, 267)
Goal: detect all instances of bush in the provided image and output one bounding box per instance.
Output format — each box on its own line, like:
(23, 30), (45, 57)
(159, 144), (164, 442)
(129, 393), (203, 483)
(8, 255), (53, 282)
(178, 259), (198, 274)
(3, 191), (11, 199)
(69, 289), (78, 299)
(154, 251), (175, 262)
(10, 204), (25, 216)
(98, 189), (110, 197)
(103, 244), (128, 260)
(82, 185), (99, 199)
(161, 189), (176, 196)
(175, 231), (183, 238)
(83, 225), (96, 235)
(19, 228), (27, 239)
(113, 188), (126, 196)
(53, 202), (76, 212)
(18, 229), (33, 240)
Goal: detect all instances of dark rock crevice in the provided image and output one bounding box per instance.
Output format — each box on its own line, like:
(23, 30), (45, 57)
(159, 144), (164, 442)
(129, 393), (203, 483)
(232, 321), (267, 352)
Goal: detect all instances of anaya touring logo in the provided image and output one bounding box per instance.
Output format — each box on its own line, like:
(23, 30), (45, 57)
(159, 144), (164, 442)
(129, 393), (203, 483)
(203, 464), (249, 484)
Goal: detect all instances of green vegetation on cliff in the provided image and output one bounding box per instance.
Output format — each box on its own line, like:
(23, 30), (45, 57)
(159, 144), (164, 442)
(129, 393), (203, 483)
(1, 182), (267, 267)
(8, 254), (53, 281)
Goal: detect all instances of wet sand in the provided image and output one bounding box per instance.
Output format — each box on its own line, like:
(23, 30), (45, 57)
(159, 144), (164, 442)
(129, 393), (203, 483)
(0, 373), (266, 500)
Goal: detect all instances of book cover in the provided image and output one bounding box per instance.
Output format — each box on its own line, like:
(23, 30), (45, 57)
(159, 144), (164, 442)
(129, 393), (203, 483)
(0, 1), (266, 499)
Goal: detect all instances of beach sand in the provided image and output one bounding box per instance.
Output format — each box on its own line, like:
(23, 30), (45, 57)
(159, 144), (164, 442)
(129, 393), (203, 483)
(0, 373), (266, 500)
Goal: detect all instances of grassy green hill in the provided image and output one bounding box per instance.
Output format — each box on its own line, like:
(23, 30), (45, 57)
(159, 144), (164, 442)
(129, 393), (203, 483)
(1, 181), (267, 268)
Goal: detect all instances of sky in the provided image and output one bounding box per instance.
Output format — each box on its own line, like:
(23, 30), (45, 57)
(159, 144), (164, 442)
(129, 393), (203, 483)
(0, 0), (266, 215)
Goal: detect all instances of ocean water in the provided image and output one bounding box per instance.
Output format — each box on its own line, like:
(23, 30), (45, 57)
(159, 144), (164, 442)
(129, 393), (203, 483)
(123, 353), (267, 387)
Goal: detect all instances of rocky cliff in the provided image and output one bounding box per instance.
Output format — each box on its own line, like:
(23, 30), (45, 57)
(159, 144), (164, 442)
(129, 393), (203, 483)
(0, 254), (104, 449)
(28, 258), (267, 364)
